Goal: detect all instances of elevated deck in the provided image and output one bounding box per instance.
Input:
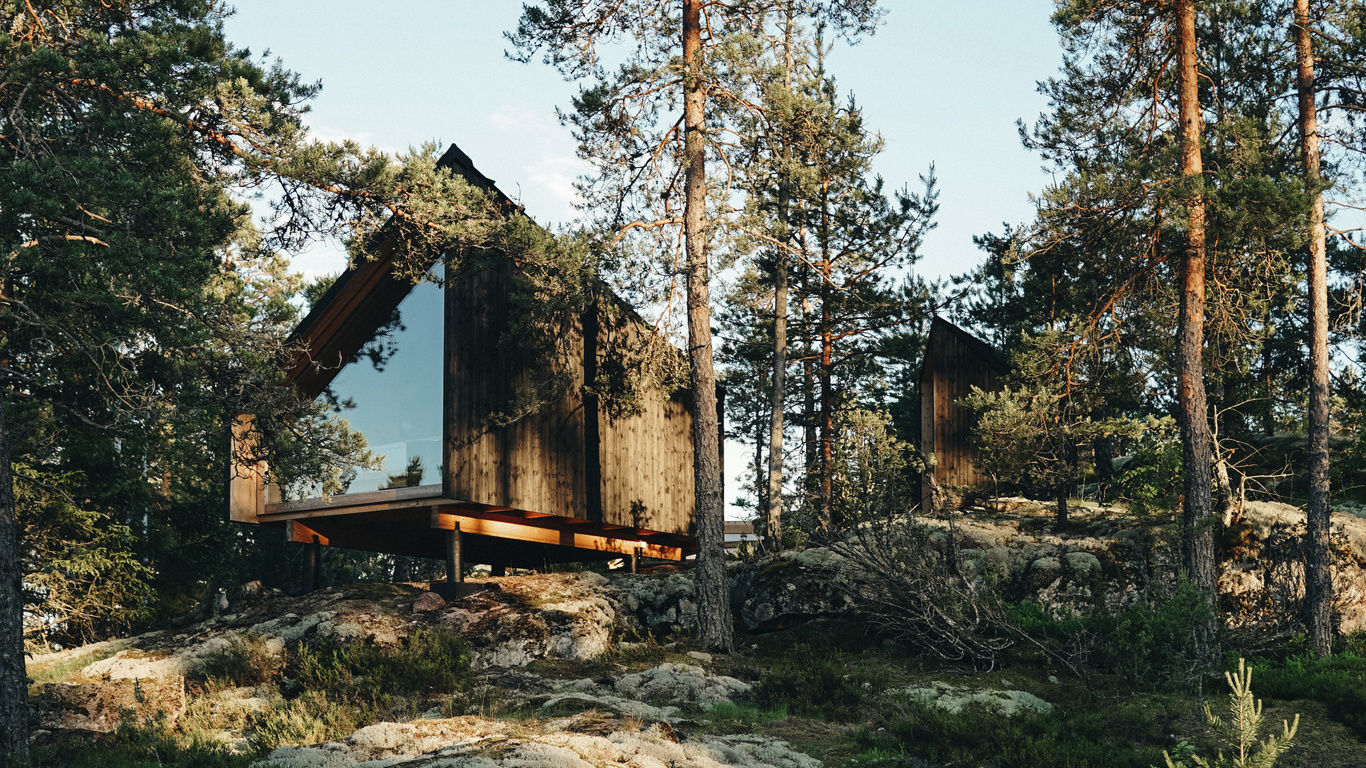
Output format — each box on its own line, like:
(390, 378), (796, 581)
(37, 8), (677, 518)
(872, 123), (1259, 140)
(262, 485), (691, 565)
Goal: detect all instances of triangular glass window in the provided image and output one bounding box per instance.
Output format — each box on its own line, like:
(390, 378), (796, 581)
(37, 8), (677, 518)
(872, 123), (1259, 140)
(322, 270), (443, 494)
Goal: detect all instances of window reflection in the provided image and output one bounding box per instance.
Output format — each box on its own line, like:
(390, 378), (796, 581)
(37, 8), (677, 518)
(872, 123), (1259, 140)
(322, 273), (444, 495)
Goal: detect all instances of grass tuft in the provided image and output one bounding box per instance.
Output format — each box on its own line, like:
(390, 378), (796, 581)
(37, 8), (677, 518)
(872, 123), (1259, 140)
(197, 633), (279, 689)
(755, 643), (871, 722)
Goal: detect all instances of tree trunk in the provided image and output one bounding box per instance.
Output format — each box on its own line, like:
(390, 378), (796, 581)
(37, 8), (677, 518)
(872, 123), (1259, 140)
(1175, 0), (1218, 637)
(819, 313), (833, 530)
(764, 4), (796, 554)
(1296, 0), (1333, 658)
(818, 185), (834, 532)
(682, 0), (733, 652)
(803, 293), (817, 481)
(1261, 343), (1276, 439)
(1093, 433), (1115, 500)
(0, 394), (29, 763)
(766, 257), (787, 549)
(753, 404), (767, 519)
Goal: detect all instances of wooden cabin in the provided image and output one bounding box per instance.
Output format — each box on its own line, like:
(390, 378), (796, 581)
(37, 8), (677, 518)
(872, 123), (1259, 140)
(919, 316), (1009, 512)
(228, 143), (699, 588)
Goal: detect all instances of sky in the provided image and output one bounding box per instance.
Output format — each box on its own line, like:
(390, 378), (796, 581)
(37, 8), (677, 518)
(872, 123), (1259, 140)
(220, 1), (1066, 517)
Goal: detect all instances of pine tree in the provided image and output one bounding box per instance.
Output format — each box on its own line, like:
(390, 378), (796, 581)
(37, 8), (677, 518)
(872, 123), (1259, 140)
(509, 0), (738, 651)
(1293, 0), (1333, 658)
(0, 3), (567, 756)
(509, 0), (882, 647)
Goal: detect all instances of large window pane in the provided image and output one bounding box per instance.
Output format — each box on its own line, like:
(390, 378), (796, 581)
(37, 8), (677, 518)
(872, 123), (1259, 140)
(324, 276), (443, 494)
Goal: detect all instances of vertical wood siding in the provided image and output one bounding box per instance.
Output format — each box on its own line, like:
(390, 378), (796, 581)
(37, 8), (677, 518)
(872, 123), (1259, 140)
(444, 262), (695, 536)
(920, 318), (1007, 503)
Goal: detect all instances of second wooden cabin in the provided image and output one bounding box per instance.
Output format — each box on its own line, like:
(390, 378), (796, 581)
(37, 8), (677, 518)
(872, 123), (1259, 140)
(229, 144), (701, 586)
(919, 316), (1009, 512)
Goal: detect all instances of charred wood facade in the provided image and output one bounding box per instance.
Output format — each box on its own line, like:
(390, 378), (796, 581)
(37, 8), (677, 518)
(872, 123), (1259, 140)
(919, 316), (1008, 511)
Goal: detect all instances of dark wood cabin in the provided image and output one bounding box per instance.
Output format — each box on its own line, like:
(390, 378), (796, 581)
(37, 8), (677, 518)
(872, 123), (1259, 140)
(919, 316), (1009, 512)
(228, 143), (699, 584)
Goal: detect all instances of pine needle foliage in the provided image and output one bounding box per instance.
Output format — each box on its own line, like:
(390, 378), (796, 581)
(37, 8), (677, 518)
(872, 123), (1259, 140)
(1163, 658), (1299, 768)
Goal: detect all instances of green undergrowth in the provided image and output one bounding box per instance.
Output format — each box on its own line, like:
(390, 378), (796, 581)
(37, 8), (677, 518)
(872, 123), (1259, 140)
(292, 628), (472, 700)
(755, 643), (875, 722)
(245, 628), (473, 750)
(1010, 578), (1214, 692)
(26, 644), (127, 687)
(30, 712), (253, 768)
(852, 697), (1178, 768)
(174, 626), (474, 753)
(1248, 635), (1366, 742)
(706, 701), (790, 728)
(198, 634), (277, 688)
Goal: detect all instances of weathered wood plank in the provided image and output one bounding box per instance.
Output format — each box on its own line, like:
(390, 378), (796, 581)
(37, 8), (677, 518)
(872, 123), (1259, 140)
(228, 415), (265, 524)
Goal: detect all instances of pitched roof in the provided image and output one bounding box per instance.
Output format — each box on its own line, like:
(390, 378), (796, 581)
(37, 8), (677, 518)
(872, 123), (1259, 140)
(919, 315), (1010, 384)
(284, 144), (521, 397)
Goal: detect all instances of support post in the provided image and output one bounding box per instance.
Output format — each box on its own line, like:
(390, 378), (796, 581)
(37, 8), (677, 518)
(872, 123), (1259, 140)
(490, 562), (506, 577)
(630, 546), (641, 574)
(446, 523), (463, 584)
(304, 535), (321, 594)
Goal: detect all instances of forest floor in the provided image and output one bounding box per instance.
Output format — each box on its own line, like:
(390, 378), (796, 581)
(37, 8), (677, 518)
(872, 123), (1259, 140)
(22, 502), (1366, 768)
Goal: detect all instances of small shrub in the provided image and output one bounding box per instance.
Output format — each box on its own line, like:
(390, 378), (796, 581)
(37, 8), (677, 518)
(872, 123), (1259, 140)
(30, 710), (253, 768)
(246, 690), (357, 752)
(1162, 658), (1298, 768)
(1012, 578), (1214, 691)
(1111, 419), (1182, 515)
(755, 644), (869, 721)
(611, 630), (667, 666)
(198, 633), (278, 688)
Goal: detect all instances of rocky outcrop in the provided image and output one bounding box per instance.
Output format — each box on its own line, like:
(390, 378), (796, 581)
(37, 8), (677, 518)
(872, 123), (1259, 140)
(728, 550), (860, 632)
(255, 715), (820, 768)
(612, 570), (699, 633)
(438, 573), (620, 668)
(885, 682), (1053, 716)
(698, 500), (1366, 637)
(1220, 501), (1366, 634)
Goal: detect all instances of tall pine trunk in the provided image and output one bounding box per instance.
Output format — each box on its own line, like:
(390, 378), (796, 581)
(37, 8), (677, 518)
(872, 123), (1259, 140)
(817, 184), (834, 531)
(764, 5), (796, 553)
(1175, 0), (1217, 615)
(683, 0), (733, 652)
(802, 281), (818, 483)
(1296, 0), (1333, 658)
(766, 250), (788, 549)
(0, 394), (28, 763)
(754, 409), (767, 517)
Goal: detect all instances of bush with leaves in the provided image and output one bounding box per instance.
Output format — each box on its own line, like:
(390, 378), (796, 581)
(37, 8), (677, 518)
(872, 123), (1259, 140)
(1249, 643), (1366, 741)
(1011, 577), (1214, 692)
(1112, 416), (1182, 515)
(961, 384), (1135, 526)
(17, 464), (153, 652)
(828, 408), (922, 528)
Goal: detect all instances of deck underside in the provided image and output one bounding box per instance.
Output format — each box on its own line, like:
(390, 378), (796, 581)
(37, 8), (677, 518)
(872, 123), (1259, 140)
(259, 485), (692, 566)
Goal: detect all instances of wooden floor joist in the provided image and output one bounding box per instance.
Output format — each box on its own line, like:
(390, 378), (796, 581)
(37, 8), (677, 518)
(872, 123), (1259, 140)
(261, 488), (690, 563)
(429, 509), (682, 560)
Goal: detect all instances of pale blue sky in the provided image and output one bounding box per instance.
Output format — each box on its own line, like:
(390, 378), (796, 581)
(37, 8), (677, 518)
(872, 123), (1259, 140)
(223, 1), (1063, 283)
(222, 1), (1066, 517)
